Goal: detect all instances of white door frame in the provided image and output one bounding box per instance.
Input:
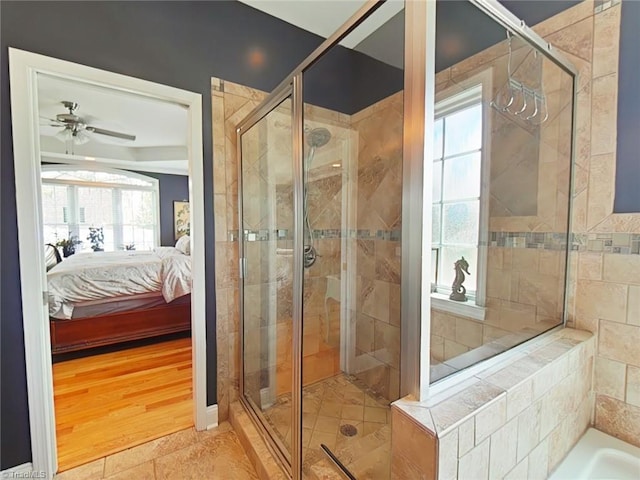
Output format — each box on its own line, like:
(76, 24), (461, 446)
(8, 48), (208, 476)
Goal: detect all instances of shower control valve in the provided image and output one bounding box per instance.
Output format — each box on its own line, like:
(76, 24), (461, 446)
(303, 244), (318, 268)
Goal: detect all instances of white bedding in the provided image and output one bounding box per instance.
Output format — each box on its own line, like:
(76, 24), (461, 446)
(47, 247), (191, 319)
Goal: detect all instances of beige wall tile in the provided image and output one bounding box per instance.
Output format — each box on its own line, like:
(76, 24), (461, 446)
(504, 457), (529, 480)
(627, 365), (640, 408)
(573, 163), (589, 196)
(575, 280), (628, 327)
(432, 311), (456, 340)
(603, 253), (640, 285)
(533, 0), (594, 38)
(488, 417), (518, 479)
(516, 402), (542, 462)
(512, 249), (540, 272)
(578, 252), (603, 280)
(628, 285), (640, 326)
(506, 379), (532, 421)
(590, 75), (618, 156)
(527, 437), (549, 480)
(391, 409), (437, 479)
(592, 4), (621, 78)
(587, 154), (616, 228)
(539, 250), (561, 276)
(438, 429), (458, 480)
(212, 94), (226, 147)
(599, 320), (640, 367)
(574, 82), (592, 169)
(458, 439), (489, 480)
(430, 382), (504, 433)
(594, 356), (627, 400)
(444, 339), (469, 360)
(374, 321), (401, 369)
(532, 357), (569, 401)
(474, 396), (506, 444)
(545, 16), (593, 62)
(547, 417), (574, 472)
(356, 314), (375, 353)
(455, 318), (483, 349)
(572, 189), (588, 233)
(391, 452), (429, 480)
(457, 417), (475, 458)
(595, 394), (640, 448)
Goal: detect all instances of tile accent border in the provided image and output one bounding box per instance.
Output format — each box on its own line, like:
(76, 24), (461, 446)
(594, 0), (620, 14)
(572, 232), (640, 254)
(232, 229), (640, 256)
(232, 228), (402, 242)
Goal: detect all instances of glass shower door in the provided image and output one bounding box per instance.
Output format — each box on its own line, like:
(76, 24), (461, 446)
(239, 96), (295, 463)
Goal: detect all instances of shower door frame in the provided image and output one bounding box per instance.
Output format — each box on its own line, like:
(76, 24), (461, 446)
(424, 0), (580, 398)
(236, 84), (298, 474)
(237, 3), (393, 478)
(235, 0), (579, 478)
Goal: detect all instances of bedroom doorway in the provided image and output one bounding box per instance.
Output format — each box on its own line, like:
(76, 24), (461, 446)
(9, 49), (207, 477)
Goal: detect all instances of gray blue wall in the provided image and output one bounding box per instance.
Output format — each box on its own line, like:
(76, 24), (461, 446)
(613, 0), (640, 213)
(1, 0), (323, 469)
(131, 171), (189, 247)
(2, 0), (636, 471)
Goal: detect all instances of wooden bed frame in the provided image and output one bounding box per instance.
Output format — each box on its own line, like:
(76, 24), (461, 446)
(49, 300), (191, 354)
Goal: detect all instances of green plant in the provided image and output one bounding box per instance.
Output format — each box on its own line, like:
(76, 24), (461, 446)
(55, 235), (82, 257)
(87, 227), (105, 252)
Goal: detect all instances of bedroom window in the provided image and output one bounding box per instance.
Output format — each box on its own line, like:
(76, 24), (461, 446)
(41, 167), (160, 251)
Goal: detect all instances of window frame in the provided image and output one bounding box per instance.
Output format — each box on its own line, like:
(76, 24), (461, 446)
(430, 70), (492, 317)
(41, 164), (161, 251)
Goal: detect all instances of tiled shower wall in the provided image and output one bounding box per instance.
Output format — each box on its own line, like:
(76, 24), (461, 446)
(351, 91), (403, 402)
(212, 77), (363, 418)
(430, 21), (572, 364)
(392, 4), (638, 480)
(214, 0), (638, 457)
(212, 78), (268, 421)
(555, 0), (640, 448)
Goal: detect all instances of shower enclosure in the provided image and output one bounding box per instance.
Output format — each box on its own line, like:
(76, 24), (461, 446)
(233, 1), (576, 478)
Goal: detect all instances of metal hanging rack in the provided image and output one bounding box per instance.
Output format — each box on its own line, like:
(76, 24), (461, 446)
(491, 30), (549, 125)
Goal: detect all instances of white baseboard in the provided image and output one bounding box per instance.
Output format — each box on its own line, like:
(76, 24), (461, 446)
(206, 404), (219, 430)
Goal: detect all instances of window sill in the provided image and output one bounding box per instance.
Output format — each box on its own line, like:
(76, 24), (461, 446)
(430, 293), (486, 321)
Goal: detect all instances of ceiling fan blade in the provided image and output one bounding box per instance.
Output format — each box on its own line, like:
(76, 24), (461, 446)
(85, 126), (136, 141)
(40, 116), (64, 126)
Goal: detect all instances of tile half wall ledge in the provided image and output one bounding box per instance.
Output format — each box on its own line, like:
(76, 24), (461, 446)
(390, 328), (595, 480)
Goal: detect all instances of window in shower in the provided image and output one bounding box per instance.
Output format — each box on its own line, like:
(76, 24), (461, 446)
(431, 83), (487, 313)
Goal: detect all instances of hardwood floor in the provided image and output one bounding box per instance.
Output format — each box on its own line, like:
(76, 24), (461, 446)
(53, 337), (193, 471)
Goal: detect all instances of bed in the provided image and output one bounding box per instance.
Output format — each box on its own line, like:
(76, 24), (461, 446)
(47, 246), (192, 354)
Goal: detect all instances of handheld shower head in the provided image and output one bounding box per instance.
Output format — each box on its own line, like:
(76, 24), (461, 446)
(306, 127), (331, 149)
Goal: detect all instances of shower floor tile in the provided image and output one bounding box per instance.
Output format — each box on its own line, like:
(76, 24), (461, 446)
(262, 373), (392, 479)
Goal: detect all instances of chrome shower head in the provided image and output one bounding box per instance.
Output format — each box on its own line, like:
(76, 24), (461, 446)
(306, 127), (331, 148)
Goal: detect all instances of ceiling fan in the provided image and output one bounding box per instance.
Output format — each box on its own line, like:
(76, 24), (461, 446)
(42, 101), (136, 153)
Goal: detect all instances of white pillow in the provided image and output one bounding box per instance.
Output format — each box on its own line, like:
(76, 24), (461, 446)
(175, 235), (191, 255)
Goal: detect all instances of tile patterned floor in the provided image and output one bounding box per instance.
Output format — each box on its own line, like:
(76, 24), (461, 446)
(54, 422), (258, 480)
(262, 374), (392, 479)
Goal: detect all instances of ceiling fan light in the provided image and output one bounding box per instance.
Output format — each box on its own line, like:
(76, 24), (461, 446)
(73, 131), (90, 145)
(55, 128), (73, 143)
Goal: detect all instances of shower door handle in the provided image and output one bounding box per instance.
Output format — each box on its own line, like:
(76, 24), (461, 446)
(239, 257), (247, 279)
